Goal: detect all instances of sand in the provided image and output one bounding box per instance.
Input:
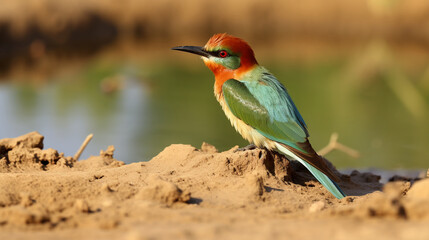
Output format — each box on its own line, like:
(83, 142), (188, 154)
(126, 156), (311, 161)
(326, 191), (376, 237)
(0, 132), (428, 240)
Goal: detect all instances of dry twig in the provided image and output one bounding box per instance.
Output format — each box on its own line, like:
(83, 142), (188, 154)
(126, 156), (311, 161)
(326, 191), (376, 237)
(74, 134), (94, 161)
(317, 133), (360, 158)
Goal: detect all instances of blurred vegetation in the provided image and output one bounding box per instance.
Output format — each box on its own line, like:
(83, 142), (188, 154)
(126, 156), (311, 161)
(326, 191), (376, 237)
(1, 0), (429, 40)
(1, 0), (429, 74)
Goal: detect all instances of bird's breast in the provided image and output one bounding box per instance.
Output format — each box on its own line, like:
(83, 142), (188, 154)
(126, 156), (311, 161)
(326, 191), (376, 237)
(215, 94), (276, 150)
(210, 64), (258, 97)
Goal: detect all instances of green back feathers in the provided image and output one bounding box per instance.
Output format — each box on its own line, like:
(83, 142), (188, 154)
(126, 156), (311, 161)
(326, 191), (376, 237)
(222, 68), (309, 152)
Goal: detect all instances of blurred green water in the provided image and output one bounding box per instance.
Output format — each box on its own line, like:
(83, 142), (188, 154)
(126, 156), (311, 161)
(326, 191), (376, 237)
(1, 45), (428, 169)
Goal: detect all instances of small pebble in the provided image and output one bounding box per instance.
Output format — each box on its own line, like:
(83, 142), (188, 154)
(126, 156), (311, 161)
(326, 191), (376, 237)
(74, 199), (90, 213)
(309, 201), (325, 213)
(19, 193), (33, 207)
(101, 183), (113, 192)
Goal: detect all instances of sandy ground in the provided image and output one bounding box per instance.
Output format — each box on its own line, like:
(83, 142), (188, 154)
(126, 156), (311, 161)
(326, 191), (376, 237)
(1, 132), (429, 240)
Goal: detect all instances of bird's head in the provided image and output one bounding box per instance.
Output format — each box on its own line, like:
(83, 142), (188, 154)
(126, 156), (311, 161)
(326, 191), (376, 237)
(172, 33), (258, 77)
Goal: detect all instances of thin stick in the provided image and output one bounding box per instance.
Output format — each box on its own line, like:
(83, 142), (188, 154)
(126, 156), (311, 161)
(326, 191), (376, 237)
(318, 133), (360, 158)
(74, 134), (94, 161)
(334, 142), (360, 158)
(317, 133), (338, 156)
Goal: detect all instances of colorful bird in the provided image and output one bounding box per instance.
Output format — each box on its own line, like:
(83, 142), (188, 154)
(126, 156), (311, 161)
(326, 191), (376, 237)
(172, 33), (346, 199)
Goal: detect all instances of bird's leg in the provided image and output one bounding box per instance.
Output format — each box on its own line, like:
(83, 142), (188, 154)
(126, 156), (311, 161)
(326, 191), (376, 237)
(234, 144), (258, 152)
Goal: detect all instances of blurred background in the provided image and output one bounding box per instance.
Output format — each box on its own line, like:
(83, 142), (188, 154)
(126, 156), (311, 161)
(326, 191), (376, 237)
(0, 0), (428, 169)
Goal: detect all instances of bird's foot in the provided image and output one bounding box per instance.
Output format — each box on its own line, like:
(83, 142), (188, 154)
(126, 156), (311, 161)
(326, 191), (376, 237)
(234, 144), (258, 152)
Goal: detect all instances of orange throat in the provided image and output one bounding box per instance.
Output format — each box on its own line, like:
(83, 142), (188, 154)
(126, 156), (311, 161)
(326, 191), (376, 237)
(203, 58), (256, 99)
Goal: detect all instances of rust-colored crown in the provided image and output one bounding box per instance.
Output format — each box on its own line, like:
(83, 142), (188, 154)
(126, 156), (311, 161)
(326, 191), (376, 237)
(204, 33), (258, 68)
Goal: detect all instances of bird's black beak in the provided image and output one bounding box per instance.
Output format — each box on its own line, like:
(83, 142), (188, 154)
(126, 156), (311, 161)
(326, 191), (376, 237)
(171, 46), (210, 58)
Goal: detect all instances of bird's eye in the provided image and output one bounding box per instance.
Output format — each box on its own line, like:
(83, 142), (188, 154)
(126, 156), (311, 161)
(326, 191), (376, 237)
(218, 50), (228, 58)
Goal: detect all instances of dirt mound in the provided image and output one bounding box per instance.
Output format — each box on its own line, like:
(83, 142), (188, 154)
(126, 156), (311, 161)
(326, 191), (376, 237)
(0, 132), (428, 240)
(0, 132), (74, 172)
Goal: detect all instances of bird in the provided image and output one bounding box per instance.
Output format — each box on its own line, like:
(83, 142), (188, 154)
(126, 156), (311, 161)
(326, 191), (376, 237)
(172, 33), (346, 199)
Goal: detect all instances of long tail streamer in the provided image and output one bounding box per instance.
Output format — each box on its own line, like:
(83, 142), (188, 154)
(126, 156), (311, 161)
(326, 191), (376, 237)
(274, 142), (346, 199)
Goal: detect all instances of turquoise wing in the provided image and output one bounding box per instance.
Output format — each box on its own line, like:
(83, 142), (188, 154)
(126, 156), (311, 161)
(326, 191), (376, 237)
(222, 73), (308, 152)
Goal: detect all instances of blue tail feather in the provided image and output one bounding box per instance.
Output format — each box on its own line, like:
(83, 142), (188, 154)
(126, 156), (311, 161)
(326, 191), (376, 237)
(274, 142), (346, 199)
(296, 159), (346, 199)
